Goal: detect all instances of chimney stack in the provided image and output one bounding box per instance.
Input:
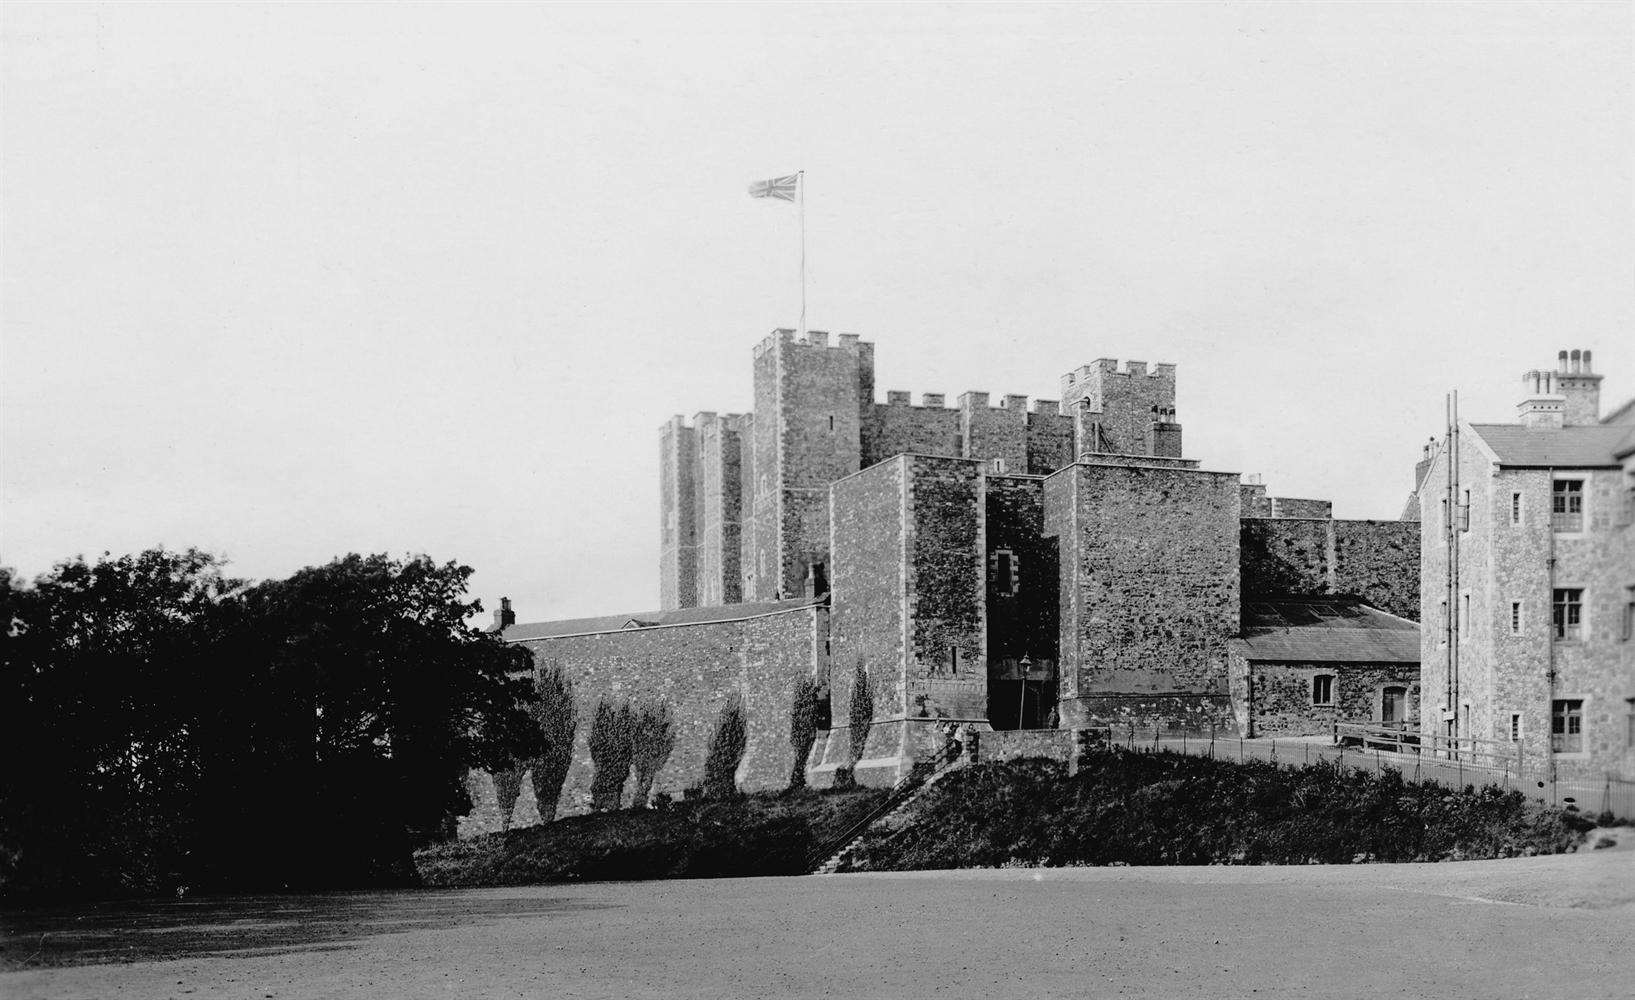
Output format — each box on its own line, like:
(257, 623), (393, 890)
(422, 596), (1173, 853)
(1554, 346), (1604, 425)
(493, 596), (516, 631)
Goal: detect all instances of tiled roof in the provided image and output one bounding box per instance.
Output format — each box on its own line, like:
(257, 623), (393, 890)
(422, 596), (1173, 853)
(1467, 423), (1632, 469)
(504, 596), (824, 641)
(1232, 597), (1420, 664)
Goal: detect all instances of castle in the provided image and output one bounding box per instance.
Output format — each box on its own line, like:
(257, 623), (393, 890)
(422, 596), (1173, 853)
(470, 329), (1423, 824)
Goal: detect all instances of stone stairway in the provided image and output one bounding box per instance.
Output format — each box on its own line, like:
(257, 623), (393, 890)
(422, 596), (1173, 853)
(811, 765), (958, 875)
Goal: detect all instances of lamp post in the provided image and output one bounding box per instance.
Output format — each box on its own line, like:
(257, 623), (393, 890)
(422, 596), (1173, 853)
(1018, 654), (1033, 730)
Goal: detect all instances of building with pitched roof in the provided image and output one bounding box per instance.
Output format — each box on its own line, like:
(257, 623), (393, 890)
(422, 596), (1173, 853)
(1418, 349), (1635, 781)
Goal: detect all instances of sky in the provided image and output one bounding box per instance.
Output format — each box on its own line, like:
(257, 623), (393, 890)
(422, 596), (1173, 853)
(3, 2), (1631, 623)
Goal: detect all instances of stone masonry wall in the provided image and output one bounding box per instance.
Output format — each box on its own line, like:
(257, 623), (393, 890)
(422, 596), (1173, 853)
(1232, 654), (1420, 738)
(1046, 460), (1241, 729)
(863, 396), (961, 468)
(1240, 517), (1420, 620)
(1061, 359), (1178, 457)
(959, 393), (1029, 472)
(1025, 402), (1076, 475)
(659, 416), (697, 610)
(464, 606), (823, 830)
(904, 456), (988, 724)
(693, 412), (745, 607)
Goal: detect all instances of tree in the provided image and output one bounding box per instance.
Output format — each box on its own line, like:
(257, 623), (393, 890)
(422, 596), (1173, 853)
(704, 695), (748, 799)
(527, 664), (578, 823)
(0, 550), (242, 899)
(587, 699), (635, 811)
(629, 699), (677, 808)
(491, 766), (527, 833)
(788, 676), (821, 790)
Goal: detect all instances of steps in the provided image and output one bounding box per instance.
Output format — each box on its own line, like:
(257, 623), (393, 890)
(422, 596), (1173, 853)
(811, 764), (958, 875)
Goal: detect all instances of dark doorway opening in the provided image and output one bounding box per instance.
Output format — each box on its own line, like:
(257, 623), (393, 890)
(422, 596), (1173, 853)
(987, 658), (1057, 730)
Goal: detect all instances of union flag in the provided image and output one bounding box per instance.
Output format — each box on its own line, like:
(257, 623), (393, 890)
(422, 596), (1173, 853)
(748, 174), (800, 201)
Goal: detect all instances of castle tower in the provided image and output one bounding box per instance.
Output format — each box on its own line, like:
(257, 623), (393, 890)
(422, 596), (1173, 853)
(692, 412), (750, 606)
(1059, 359), (1181, 458)
(745, 329), (873, 601)
(659, 415), (698, 609)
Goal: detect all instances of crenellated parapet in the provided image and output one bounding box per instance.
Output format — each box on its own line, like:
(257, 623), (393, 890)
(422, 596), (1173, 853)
(1059, 358), (1182, 458)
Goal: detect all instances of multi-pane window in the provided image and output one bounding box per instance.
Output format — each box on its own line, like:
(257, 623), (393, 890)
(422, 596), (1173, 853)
(1552, 480), (1584, 532)
(1509, 713), (1522, 742)
(1510, 601), (1522, 635)
(1311, 674), (1334, 706)
(1553, 588), (1584, 641)
(1511, 492), (1522, 525)
(1551, 699), (1584, 754)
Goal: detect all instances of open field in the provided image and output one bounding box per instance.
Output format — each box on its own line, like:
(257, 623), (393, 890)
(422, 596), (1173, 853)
(5, 834), (1632, 999)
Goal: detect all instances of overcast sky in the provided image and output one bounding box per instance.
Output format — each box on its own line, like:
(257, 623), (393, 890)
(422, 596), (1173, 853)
(3, 2), (1630, 622)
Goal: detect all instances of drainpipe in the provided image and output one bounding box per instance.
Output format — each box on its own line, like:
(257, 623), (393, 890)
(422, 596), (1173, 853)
(1546, 465), (1557, 784)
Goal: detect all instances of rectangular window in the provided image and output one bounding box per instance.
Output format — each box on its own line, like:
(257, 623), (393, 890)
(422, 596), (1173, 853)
(990, 548), (1020, 595)
(1311, 674), (1334, 706)
(1552, 480), (1584, 532)
(1462, 594), (1470, 632)
(1511, 492), (1522, 524)
(1510, 601), (1522, 635)
(1551, 699), (1584, 754)
(1553, 588), (1584, 641)
(1509, 713), (1522, 742)
(828, 414), (835, 431)
(1438, 600), (1448, 643)
(1622, 590), (1634, 642)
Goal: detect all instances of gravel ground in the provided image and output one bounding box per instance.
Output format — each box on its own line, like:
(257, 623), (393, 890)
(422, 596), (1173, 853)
(4, 831), (1631, 999)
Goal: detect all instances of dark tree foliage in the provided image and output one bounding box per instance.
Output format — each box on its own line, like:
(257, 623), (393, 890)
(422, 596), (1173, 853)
(704, 695), (748, 799)
(630, 699), (677, 809)
(587, 699), (636, 812)
(787, 676), (821, 790)
(0, 550), (541, 900)
(491, 766), (527, 833)
(847, 661), (874, 767)
(527, 664), (578, 823)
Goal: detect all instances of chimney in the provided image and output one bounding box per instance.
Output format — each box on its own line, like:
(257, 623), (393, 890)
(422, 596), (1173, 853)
(492, 596), (516, 631)
(1517, 367), (1565, 430)
(1555, 346), (1604, 425)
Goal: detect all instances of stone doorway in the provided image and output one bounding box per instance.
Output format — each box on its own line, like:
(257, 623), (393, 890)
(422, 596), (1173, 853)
(988, 657), (1058, 730)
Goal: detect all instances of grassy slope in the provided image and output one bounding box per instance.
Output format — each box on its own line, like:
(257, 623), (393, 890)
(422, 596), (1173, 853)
(417, 787), (890, 886)
(843, 750), (1592, 872)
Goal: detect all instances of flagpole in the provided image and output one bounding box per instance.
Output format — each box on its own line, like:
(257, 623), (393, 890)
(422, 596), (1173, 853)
(798, 170), (806, 335)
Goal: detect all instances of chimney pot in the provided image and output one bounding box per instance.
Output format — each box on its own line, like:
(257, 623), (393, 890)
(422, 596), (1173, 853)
(1582, 349), (1593, 374)
(1558, 350), (1570, 374)
(1570, 349), (1582, 374)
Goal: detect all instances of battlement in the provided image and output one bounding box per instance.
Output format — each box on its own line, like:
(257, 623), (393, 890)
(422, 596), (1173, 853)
(752, 327), (867, 359)
(664, 411), (748, 432)
(882, 390), (950, 408)
(957, 391), (1033, 414)
(1060, 358), (1177, 396)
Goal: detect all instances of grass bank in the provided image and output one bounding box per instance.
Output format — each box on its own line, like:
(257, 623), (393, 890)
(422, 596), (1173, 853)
(842, 749), (1593, 872)
(417, 786), (889, 886)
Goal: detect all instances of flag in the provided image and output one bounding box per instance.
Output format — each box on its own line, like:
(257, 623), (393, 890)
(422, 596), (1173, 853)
(748, 174), (800, 201)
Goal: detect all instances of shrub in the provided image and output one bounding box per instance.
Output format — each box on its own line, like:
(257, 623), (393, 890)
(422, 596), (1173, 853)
(847, 661), (874, 767)
(490, 766), (527, 833)
(788, 676), (821, 790)
(630, 699), (678, 808)
(704, 696), (748, 799)
(587, 699), (635, 812)
(528, 665), (578, 822)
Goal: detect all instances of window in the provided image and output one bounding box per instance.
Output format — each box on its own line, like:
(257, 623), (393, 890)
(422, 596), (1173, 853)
(990, 548), (1021, 595)
(1552, 480), (1584, 532)
(1553, 588), (1584, 641)
(1509, 713), (1522, 742)
(1311, 674), (1334, 706)
(1438, 600), (1448, 643)
(828, 414), (835, 431)
(1623, 589), (1634, 642)
(1551, 699), (1584, 754)
(1511, 491), (1522, 525)
(1510, 601), (1522, 635)
(1462, 594), (1470, 632)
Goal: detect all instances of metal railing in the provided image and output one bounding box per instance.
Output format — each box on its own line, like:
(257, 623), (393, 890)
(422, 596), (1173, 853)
(805, 741), (963, 873)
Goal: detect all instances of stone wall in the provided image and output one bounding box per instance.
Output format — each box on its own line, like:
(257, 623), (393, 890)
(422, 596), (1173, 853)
(1025, 402), (1075, 475)
(658, 416), (697, 610)
(1046, 459), (1241, 730)
(1241, 517), (1420, 620)
(863, 395), (962, 467)
(976, 728), (1073, 764)
(959, 393), (1029, 471)
(462, 603), (824, 832)
(1061, 359), (1178, 457)
(1230, 654), (1420, 738)
(693, 412), (746, 607)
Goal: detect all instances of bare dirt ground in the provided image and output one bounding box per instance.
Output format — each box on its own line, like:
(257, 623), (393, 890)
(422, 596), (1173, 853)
(5, 830), (1632, 999)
